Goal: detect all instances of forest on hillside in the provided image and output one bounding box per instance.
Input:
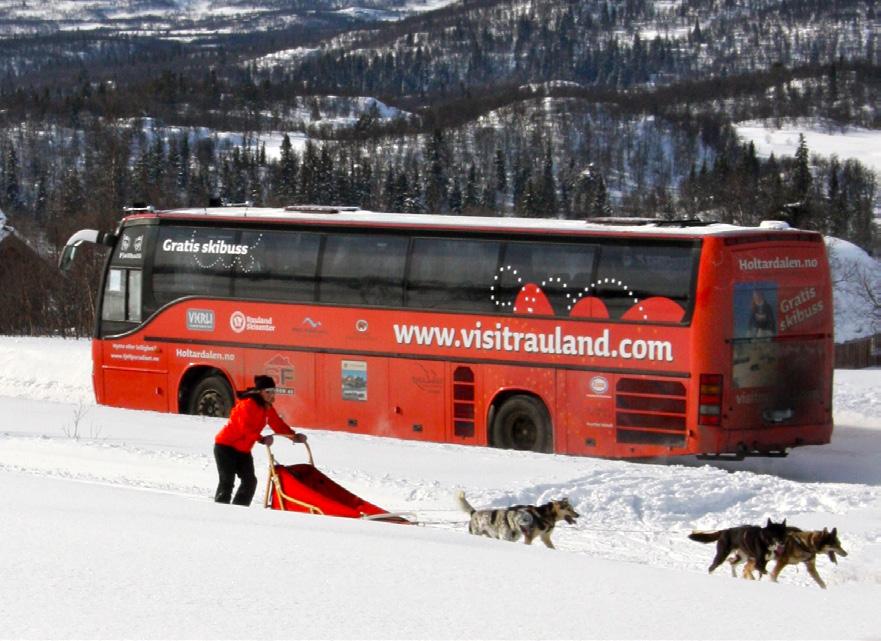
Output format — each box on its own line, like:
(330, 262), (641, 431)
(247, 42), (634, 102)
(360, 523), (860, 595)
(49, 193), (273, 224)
(0, 0), (878, 334)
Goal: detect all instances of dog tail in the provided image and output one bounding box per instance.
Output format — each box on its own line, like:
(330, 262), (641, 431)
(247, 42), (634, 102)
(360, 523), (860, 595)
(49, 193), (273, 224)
(456, 490), (475, 515)
(688, 530), (722, 543)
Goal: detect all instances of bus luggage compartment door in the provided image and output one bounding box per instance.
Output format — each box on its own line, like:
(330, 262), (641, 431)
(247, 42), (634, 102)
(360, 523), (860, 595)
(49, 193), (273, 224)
(561, 371), (615, 456)
(389, 359), (446, 442)
(321, 355), (390, 436)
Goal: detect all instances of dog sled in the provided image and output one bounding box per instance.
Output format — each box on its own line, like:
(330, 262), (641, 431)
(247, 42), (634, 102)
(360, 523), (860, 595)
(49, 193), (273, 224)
(263, 438), (410, 524)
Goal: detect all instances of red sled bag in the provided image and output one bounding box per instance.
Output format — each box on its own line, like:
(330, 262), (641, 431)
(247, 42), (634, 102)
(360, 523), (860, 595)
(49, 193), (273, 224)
(263, 440), (410, 524)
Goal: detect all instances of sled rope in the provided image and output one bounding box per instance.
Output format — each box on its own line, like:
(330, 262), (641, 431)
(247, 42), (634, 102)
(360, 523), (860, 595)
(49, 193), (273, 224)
(403, 517), (692, 533)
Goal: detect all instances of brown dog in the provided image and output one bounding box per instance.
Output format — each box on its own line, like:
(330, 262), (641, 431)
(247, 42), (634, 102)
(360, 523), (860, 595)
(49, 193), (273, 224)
(769, 527), (847, 589)
(689, 519), (789, 579)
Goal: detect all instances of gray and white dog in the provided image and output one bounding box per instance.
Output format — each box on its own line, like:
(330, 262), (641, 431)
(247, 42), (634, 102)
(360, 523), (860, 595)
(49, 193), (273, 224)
(456, 491), (579, 549)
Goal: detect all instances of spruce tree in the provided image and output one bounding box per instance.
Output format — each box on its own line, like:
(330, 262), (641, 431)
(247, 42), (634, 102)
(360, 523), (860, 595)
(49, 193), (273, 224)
(793, 133), (812, 199)
(424, 129), (448, 214)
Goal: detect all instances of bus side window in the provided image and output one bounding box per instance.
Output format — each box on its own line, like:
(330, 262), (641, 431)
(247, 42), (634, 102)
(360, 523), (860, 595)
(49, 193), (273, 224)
(319, 234), (408, 307)
(497, 242), (597, 317)
(595, 243), (696, 321)
(152, 227), (235, 306)
(127, 270), (142, 322)
(235, 231), (320, 302)
(406, 238), (501, 313)
(102, 268), (142, 322)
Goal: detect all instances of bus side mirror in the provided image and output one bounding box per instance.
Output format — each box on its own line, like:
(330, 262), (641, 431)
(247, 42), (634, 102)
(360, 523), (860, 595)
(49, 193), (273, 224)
(58, 229), (116, 272)
(59, 244), (78, 272)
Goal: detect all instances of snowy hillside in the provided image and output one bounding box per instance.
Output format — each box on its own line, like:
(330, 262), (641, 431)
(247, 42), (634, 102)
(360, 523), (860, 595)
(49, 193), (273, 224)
(827, 236), (881, 342)
(1, 336), (881, 638)
(0, 0), (457, 37)
(735, 120), (881, 177)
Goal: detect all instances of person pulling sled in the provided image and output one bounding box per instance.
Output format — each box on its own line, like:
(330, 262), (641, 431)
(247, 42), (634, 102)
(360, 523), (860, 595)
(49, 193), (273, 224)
(213, 374), (307, 506)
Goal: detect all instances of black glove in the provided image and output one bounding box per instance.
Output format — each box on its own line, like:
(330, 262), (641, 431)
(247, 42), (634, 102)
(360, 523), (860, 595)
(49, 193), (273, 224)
(260, 435), (274, 446)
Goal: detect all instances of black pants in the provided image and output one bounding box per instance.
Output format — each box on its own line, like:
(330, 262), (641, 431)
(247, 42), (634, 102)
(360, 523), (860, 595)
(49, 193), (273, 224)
(214, 444), (257, 505)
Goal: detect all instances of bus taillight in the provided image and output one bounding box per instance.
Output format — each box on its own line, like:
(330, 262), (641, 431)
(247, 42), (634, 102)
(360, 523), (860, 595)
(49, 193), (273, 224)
(699, 374), (723, 426)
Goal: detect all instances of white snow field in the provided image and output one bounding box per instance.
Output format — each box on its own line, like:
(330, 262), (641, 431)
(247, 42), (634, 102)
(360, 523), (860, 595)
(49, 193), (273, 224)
(1, 336), (880, 639)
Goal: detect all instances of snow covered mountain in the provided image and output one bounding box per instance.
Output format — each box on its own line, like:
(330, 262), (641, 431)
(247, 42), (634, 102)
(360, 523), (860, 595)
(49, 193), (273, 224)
(0, 0), (457, 38)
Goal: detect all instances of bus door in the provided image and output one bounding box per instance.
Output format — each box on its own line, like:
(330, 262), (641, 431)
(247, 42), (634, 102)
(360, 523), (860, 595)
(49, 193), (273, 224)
(726, 242), (833, 443)
(97, 224), (170, 412)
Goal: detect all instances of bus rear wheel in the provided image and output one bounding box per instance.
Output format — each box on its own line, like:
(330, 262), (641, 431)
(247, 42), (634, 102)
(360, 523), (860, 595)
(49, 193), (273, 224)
(187, 375), (234, 418)
(491, 395), (552, 453)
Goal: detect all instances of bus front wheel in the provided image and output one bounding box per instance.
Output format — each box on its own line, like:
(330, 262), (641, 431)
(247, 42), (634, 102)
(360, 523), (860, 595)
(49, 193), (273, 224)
(491, 395), (552, 453)
(187, 375), (234, 418)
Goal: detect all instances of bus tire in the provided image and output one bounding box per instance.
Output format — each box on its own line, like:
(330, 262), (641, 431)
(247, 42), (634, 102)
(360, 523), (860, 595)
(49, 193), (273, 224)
(187, 375), (234, 418)
(491, 395), (552, 453)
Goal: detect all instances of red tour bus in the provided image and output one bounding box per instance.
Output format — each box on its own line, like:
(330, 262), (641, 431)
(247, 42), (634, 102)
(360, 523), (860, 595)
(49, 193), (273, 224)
(60, 205), (833, 459)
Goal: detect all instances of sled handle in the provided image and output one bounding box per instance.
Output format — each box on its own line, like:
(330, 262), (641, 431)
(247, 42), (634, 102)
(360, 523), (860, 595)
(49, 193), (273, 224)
(302, 440), (314, 466)
(270, 434), (314, 466)
(266, 434), (315, 467)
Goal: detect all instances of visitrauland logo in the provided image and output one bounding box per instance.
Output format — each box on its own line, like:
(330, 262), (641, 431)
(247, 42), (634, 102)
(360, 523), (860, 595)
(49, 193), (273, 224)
(186, 309), (215, 332)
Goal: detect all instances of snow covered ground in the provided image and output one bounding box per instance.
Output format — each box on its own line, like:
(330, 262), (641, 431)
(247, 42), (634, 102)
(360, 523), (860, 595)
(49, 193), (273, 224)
(1, 336), (881, 639)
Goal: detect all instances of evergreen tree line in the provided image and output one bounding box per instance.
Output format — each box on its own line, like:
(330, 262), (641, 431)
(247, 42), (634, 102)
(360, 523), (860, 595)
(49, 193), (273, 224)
(0, 118), (874, 254)
(0, 113), (876, 336)
(280, 0), (879, 99)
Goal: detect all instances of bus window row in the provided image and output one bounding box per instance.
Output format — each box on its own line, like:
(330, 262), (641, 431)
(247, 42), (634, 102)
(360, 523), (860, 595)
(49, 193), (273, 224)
(148, 226), (699, 322)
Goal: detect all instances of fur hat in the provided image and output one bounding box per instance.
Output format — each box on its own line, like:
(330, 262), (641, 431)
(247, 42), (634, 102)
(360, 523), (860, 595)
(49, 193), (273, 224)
(253, 375), (276, 391)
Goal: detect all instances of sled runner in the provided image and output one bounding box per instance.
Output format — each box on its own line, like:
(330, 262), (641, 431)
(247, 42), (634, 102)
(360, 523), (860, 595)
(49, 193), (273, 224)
(263, 438), (410, 523)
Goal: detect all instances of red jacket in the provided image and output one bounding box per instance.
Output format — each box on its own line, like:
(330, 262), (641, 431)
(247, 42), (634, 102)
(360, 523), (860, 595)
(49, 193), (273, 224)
(215, 395), (295, 453)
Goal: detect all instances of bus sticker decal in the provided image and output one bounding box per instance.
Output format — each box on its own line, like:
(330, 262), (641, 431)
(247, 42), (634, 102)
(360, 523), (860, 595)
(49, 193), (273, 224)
(412, 364), (442, 394)
(391, 322), (674, 362)
(229, 310), (275, 334)
(230, 311), (247, 333)
(265, 355), (295, 395)
(589, 375), (610, 396)
(341, 361), (368, 401)
(118, 232), (144, 261)
(778, 286), (824, 332)
(174, 347), (234, 362)
(293, 317), (326, 335)
(186, 309), (215, 332)
(734, 282), (778, 339)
